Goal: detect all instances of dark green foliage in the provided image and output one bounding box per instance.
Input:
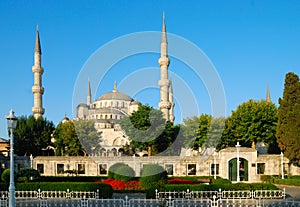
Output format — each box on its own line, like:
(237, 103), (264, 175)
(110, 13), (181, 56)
(182, 115), (225, 150)
(113, 165), (135, 182)
(217, 100), (279, 153)
(140, 164), (168, 189)
(261, 174), (300, 186)
(14, 116), (55, 156)
(1, 169), (11, 184)
(37, 176), (103, 182)
(53, 120), (101, 156)
(16, 169), (40, 182)
(15, 182), (113, 198)
(119, 104), (179, 155)
(277, 72), (300, 164)
(74, 120), (102, 155)
(108, 163), (128, 179)
(210, 178), (232, 185)
(183, 114), (212, 150)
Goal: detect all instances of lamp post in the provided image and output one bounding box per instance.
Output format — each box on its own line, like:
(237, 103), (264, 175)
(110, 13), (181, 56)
(280, 152), (284, 179)
(6, 109), (17, 207)
(236, 141), (241, 182)
(213, 151), (217, 179)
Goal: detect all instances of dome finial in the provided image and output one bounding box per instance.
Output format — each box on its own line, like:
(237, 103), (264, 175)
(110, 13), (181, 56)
(112, 80), (118, 92)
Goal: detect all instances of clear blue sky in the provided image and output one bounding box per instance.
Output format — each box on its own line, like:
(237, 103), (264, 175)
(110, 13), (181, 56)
(0, 0), (299, 139)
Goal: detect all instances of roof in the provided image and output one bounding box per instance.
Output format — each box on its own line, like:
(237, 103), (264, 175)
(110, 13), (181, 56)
(96, 91), (133, 102)
(220, 147), (256, 153)
(0, 138), (8, 143)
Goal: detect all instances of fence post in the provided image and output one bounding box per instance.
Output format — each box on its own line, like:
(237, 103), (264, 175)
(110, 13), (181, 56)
(0, 195), (7, 207)
(283, 188), (286, 200)
(218, 188), (222, 199)
(155, 189), (158, 199)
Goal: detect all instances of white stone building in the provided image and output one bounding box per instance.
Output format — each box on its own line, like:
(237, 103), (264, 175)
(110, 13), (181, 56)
(76, 81), (139, 156)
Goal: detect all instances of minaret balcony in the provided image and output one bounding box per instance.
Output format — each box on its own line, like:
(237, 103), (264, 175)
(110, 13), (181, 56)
(159, 101), (171, 109)
(32, 85), (44, 94)
(158, 56), (170, 66)
(32, 66), (44, 74)
(32, 107), (45, 114)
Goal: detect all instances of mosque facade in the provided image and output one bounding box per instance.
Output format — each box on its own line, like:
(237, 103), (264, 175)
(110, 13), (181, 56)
(74, 14), (175, 155)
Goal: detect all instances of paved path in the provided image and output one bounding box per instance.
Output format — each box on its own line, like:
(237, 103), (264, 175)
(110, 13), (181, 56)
(276, 185), (300, 201)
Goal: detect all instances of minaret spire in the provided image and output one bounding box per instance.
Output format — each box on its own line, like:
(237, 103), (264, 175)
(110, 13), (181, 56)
(87, 77), (91, 106)
(112, 80), (118, 92)
(158, 12), (171, 121)
(266, 85), (271, 103)
(32, 25), (45, 118)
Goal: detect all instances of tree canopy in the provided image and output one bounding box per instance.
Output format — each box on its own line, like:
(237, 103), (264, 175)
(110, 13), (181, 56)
(53, 119), (101, 156)
(119, 104), (179, 155)
(14, 116), (55, 156)
(182, 114), (211, 151)
(277, 72), (300, 164)
(217, 99), (279, 153)
(182, 115), (225, 151)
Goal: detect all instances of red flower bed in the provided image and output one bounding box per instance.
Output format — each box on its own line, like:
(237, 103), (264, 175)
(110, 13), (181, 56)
(168, 178), (200, 184)
(103, 178), (142, 190)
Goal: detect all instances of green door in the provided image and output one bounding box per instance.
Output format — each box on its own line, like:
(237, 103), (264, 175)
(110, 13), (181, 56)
(228, 158), (248, 181)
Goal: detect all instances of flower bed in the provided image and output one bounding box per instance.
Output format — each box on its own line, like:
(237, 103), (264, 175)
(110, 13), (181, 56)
(168, 178), (201, 184)
(103, 178), (142, 190)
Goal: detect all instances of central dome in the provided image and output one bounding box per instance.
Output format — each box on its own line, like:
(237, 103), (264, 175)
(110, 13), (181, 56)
(96, 91), (133, 101)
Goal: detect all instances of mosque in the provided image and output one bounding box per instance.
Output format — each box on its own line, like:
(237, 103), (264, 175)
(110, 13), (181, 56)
(1, 14), (299, 181)
(32, 14), (175, 156)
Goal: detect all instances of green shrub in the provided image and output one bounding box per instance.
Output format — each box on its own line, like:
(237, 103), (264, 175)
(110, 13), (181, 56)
(140, 164), (168, 189)
(38, 176), (102, 182)
(274, 178), (300, 186)
(113, 165), (135, 182)
(1, 169), (11, 184)
(16, 169), (40, 182)
(15, 182), (113, 198)
(108, 163), (128, 179)
(210, 178), (231, 185)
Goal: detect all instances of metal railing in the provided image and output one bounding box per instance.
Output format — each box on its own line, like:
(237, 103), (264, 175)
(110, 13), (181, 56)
(0, 188), (299, 207)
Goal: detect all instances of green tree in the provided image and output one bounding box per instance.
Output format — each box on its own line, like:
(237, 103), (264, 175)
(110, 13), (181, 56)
(53, 119), (101, 156)
(74, 120), (102, 155)
(206, 117), (226, 148)
(182, 114), (212, 151)
(119, 104), (178, 155)
(217, 99), (279, 153)
(277, 72), (300, 164)
(14, 116), (55, 156)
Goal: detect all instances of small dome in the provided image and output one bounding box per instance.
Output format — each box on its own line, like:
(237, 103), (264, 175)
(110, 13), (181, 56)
(77, 103), (88, 108)
(96, 91), (133, 102)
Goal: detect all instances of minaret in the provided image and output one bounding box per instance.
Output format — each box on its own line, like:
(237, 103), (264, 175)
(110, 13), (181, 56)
(169, 77), (175, 122)
(266, 85), (271, 103)
(32, 25), (45, 118)
(87, 77), (91, 106)
(158, 12), (171, 121)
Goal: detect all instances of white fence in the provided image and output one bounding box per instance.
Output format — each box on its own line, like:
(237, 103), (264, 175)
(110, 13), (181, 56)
(156, 188), (286, 200)
(0, 188), (299, 207)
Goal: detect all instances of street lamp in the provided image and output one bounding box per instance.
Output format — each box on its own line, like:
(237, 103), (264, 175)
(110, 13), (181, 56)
(236, 141), (241, 182)
(280, 152), (284, 179)
(6, 109), (17, 207)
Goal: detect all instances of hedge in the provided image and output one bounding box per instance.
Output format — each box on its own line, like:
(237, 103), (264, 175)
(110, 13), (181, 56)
(113, 165), (135, 182)
(108, 163), (128, 179)
(140, 164), (168, 189)
(36, 176), (103, 182)
(15, 182), (113, 198)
